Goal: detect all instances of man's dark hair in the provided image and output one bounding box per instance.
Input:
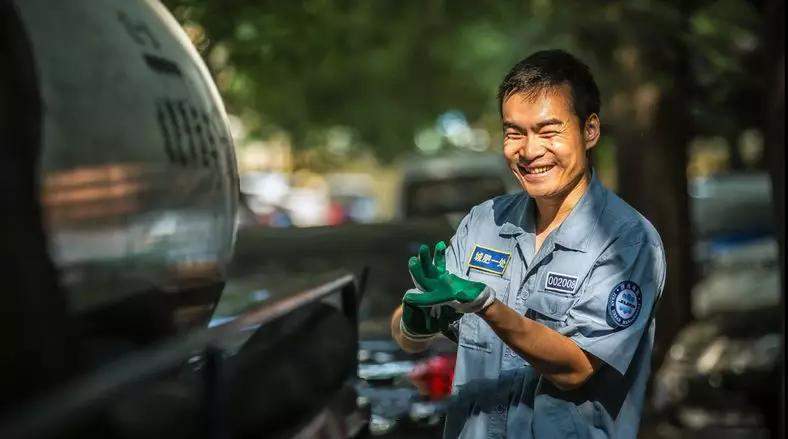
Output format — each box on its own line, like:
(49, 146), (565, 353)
(497, 49), (600, 124)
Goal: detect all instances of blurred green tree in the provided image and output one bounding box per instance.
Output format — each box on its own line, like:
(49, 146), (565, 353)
(162, 1), (765, 161)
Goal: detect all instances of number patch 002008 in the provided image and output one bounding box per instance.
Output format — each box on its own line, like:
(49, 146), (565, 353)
(544, 271), (578, 294)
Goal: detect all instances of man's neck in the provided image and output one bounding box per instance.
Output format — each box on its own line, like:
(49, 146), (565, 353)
(534, 171), (591, 235)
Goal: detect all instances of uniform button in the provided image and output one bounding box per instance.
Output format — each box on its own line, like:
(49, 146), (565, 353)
(496, 404), (505, 414)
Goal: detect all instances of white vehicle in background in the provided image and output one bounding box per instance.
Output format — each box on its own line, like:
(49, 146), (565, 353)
(326, 173), (378, 224)
(238, 171), (293, 228)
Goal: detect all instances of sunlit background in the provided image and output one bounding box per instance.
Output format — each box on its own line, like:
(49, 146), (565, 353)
(162, 1), (784, 438)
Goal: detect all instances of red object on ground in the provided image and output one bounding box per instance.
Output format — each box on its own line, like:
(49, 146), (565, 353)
(408, 353), (456, 401)
(326, 201), (347, 225)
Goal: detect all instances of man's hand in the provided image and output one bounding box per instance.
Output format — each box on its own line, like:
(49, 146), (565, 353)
(399, 300), (461, 341)
(400, 242), (462, 341)
(404, 242), (495, 314)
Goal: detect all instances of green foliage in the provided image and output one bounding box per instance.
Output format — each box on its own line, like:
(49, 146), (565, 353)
(163, 0), (766, 161)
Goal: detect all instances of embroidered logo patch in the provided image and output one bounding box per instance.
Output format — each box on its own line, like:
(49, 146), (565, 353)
(606, 281), (642, 328)
(544, 272), (579, 294)
(468, 245), (510, 276)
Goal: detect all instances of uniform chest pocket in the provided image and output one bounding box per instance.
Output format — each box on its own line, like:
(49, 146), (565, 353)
(458, 313), (491, 352)
(458, 273), (510, 353)
(524, 289), (576, 330)
(467, 271), (511, 302)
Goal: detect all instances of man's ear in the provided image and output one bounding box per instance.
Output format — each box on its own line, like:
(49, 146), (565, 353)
(583, 114), (601, 150)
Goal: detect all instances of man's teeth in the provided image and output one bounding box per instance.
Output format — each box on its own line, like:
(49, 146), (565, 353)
(524, 165), (553, 175)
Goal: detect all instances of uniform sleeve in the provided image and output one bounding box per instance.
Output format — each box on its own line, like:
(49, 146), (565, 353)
(444, 208), (473, 278)
(563, 226), (666, 375)
(441, 209), (474, 342)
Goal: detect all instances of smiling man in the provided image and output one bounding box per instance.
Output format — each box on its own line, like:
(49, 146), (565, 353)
(390, 50), (666, 438)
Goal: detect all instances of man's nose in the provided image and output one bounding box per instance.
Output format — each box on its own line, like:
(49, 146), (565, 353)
(518, 135), (545, 161)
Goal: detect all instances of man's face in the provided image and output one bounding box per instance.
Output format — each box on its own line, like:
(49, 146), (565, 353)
(501, 85), (593, 200)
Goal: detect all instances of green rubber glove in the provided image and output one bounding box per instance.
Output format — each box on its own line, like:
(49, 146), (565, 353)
(399, 300), (461, 341)
(399, 241), (462, 341)
(404, 241), (495, 314)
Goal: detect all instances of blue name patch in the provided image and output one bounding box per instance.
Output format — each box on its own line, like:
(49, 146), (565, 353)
(468, 245), (510, 276)
(544, 272), (578, 294)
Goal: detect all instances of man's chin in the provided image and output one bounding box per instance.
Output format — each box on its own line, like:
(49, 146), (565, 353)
(520, 182), (556, 198)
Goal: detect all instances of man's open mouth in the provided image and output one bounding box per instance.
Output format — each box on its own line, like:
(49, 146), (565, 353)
(518, 164), (555, 175)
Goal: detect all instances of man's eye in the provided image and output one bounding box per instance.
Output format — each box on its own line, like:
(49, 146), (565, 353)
(540, 131), (558, 137)
(505, 132), (523, 139)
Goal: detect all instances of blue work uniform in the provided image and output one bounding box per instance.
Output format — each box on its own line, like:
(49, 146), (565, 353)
(441, 172), (666, 438)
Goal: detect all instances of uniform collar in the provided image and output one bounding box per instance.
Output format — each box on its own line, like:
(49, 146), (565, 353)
(496, 195), (529, 237)
(497, 170), (607, 253)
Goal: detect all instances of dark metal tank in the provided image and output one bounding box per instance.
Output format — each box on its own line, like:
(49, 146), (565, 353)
(0, 0), (238, 405)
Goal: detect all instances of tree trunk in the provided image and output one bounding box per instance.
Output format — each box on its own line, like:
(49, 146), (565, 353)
(614, 96), (694, 369)
(609, 41), (695, 369)
(727, 131), (745, 170)
(762, 1), (784, 437)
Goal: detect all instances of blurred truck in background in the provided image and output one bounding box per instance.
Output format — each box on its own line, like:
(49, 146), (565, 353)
(397, 152), (518, 221)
